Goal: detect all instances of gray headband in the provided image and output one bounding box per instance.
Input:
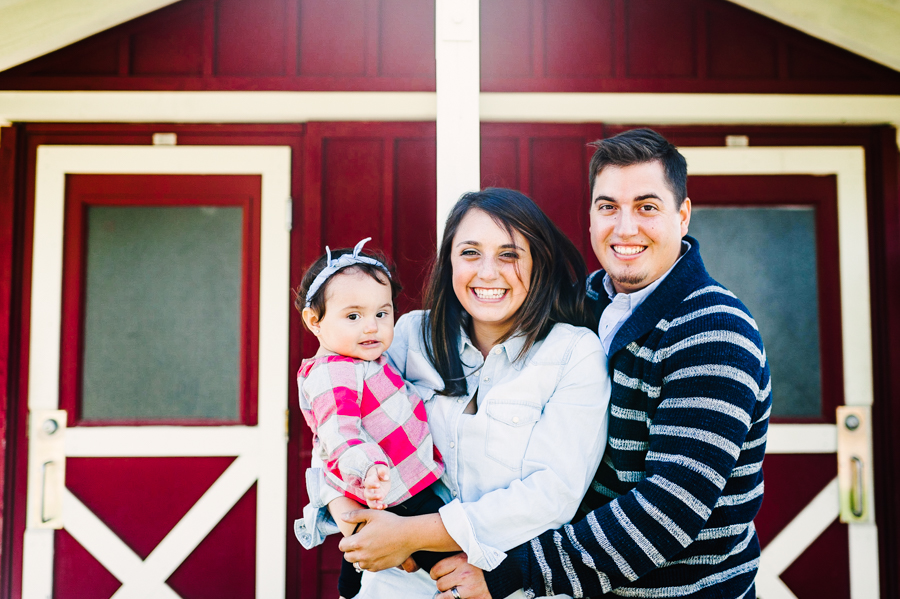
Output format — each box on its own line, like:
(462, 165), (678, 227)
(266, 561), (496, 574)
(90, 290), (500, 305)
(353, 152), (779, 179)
(304, 237), (391, 308)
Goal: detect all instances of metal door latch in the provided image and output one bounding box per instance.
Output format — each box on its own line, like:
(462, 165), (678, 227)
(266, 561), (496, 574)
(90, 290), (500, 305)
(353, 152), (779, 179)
(837, 405), (875, 523)
(26, 409), (67, 529)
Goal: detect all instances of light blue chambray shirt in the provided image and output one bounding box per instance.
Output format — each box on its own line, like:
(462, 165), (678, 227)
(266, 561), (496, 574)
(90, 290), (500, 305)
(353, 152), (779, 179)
(295, 310), (610, 599)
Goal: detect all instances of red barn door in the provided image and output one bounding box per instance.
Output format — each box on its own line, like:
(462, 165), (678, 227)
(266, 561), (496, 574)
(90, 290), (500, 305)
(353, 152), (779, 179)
(21, 146), (292, 599)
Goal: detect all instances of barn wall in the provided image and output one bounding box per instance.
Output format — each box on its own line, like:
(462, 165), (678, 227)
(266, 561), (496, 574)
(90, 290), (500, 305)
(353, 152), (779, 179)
(2, 0), (900, 94)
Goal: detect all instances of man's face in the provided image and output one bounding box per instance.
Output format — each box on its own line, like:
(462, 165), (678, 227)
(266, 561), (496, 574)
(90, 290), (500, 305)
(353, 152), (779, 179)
(589, 160), (691, 294)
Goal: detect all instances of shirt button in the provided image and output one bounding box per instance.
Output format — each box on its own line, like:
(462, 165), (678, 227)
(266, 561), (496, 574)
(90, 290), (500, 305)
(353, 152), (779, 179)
(449, 442), (456, 448)
(512, 416), (520, 423)
(483, 376), (490, 382)
(493, 347), (502, 355)
(452, 491), (458, 497)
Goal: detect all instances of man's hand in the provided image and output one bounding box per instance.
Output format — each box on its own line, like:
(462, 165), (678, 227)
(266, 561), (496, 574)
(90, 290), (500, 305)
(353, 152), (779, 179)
(431, 553), (492, 599)
(363, 464), (391, 509)
(339, 509), (413, 571)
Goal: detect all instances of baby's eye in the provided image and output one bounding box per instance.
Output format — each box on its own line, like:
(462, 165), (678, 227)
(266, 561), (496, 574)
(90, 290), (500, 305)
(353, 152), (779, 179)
(376, 311), (389, 318)
(347, 313), (360, 321)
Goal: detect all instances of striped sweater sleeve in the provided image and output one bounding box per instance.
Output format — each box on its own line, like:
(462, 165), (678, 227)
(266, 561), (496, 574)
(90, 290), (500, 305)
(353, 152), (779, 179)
(484, 291), (769, 598)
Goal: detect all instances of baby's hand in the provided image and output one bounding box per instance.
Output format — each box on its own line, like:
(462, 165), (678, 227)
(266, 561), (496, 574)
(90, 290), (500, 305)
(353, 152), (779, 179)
(363, 464), (391, 509)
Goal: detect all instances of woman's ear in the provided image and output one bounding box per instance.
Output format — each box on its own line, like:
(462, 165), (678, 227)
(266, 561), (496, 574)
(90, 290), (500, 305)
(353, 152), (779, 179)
(302, 307), (321, 335)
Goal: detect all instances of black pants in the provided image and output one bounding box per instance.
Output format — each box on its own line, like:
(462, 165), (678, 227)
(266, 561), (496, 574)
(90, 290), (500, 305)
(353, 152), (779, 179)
(338, 484), (457, 598)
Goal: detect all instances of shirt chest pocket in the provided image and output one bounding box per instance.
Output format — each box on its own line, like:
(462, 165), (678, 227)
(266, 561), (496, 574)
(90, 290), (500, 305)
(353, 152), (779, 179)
(484, 402), (542, 471)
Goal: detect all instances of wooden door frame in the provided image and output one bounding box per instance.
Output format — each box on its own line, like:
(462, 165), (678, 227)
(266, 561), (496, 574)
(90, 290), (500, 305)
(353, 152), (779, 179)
(0, 124), (308, 599)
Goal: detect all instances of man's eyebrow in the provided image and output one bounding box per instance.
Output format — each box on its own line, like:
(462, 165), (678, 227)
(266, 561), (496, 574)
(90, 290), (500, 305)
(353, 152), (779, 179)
(592, 193), (662, 203)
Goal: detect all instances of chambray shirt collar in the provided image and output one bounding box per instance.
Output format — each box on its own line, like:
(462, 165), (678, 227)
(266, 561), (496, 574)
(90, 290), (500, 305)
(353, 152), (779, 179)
(457, 320), (529, 371)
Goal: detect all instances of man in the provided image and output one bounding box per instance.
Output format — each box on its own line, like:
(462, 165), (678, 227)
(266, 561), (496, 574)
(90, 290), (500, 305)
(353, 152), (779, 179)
(434, 128), (770, 598)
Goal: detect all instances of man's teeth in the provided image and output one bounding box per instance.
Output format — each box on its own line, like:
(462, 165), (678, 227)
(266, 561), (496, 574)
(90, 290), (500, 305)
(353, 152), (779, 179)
(474, 288), (507, 299)
(613, 245), (645, 255)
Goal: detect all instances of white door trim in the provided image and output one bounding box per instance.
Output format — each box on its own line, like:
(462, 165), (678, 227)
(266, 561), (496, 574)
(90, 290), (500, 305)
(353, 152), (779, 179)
(681, 146), (877, 599)
(23, 145), (291, 599)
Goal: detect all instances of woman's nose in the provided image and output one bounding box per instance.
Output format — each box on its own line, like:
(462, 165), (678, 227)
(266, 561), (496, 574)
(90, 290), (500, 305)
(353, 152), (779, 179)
(478, 257), (499, 279)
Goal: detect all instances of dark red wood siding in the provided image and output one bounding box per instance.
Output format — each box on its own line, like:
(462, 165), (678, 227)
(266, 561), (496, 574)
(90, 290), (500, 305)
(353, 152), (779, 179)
(2, 0), (900, 93)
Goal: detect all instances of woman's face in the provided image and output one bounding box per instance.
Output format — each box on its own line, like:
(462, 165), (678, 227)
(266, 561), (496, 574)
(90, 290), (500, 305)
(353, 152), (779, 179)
(450, 209), (533, 343)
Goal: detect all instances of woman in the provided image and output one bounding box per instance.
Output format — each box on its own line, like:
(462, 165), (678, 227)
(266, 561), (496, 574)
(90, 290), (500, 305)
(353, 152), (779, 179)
(299, 188), (611, 599)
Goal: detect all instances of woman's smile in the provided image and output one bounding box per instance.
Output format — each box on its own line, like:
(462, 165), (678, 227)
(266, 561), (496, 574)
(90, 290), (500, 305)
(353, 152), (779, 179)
(471, 287), (509, 300)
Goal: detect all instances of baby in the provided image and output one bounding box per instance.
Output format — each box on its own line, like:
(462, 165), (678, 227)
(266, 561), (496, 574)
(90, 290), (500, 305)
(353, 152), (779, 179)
(294, 238), (452, 598)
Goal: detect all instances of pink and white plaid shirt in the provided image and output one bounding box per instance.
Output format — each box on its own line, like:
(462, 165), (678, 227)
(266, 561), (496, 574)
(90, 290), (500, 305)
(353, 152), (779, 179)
(297, 354), (444, 507)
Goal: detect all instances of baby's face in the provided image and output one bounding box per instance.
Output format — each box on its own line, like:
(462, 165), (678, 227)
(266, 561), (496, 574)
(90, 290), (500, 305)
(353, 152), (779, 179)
(315, 270), (394, 361)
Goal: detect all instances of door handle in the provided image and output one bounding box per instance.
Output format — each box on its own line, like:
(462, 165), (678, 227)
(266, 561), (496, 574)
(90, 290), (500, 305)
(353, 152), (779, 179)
(26, 410), (67, 529)
(836, 406), (874, 524)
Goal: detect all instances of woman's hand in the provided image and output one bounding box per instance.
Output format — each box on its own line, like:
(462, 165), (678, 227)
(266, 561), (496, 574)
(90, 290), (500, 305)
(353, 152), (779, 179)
(432, 554), (492, 599)
(338, 509), (415, 571)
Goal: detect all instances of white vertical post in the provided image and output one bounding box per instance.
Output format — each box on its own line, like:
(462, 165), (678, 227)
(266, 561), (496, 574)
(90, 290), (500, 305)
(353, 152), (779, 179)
(435, 0), (480, 242)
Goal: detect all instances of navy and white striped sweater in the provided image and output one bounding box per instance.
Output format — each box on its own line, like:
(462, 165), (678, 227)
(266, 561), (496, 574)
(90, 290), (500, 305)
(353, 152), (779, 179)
(485, 238), (770, 598)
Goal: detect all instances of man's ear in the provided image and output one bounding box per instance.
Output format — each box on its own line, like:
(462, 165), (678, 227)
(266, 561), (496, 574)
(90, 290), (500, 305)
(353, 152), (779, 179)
(302, 307), (321, 334)
(680, 197), (692, 236)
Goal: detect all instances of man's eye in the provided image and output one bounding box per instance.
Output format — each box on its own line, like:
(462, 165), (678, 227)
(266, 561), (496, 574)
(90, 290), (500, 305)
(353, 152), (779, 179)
(596, 204), (615, 211)
(640, 204), (658, 211)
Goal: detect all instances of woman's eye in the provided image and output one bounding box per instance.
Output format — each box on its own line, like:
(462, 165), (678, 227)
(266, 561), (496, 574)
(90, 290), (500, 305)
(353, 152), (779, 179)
(460, 249), (478, 256)
(501, 252), (519, 260)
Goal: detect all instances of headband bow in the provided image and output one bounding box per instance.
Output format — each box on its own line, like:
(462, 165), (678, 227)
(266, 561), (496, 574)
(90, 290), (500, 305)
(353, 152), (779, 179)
(305, 237), (391, 308)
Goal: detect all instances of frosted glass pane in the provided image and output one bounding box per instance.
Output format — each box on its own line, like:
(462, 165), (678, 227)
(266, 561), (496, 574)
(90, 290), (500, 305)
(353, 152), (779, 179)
(689, 207), (820, 418)
(81, 206), (243, 421)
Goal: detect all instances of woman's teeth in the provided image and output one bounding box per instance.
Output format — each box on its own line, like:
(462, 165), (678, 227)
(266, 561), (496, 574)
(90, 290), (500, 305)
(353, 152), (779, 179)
(473, 288), (507, 299)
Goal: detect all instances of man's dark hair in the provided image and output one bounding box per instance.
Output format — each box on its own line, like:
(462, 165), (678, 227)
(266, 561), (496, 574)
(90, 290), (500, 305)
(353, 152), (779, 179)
(588, 128), (688, 207)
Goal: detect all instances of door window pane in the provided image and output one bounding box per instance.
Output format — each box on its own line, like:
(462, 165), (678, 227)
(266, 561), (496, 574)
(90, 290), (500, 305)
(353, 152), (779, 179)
(689, 207), (820, 418)
(81, 206), (243, 421)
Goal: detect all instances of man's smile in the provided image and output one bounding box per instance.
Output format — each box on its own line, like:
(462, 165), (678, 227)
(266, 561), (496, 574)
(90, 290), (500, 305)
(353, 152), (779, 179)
(611, 245), (647, 256)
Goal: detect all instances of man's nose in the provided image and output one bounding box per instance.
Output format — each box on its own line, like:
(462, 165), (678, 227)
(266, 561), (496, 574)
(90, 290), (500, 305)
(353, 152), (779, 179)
(615, 210), (639, 237)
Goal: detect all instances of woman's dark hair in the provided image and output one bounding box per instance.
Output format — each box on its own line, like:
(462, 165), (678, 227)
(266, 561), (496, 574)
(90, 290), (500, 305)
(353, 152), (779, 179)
(422, 188), (593, 396)
(293, 247), (402, 330)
